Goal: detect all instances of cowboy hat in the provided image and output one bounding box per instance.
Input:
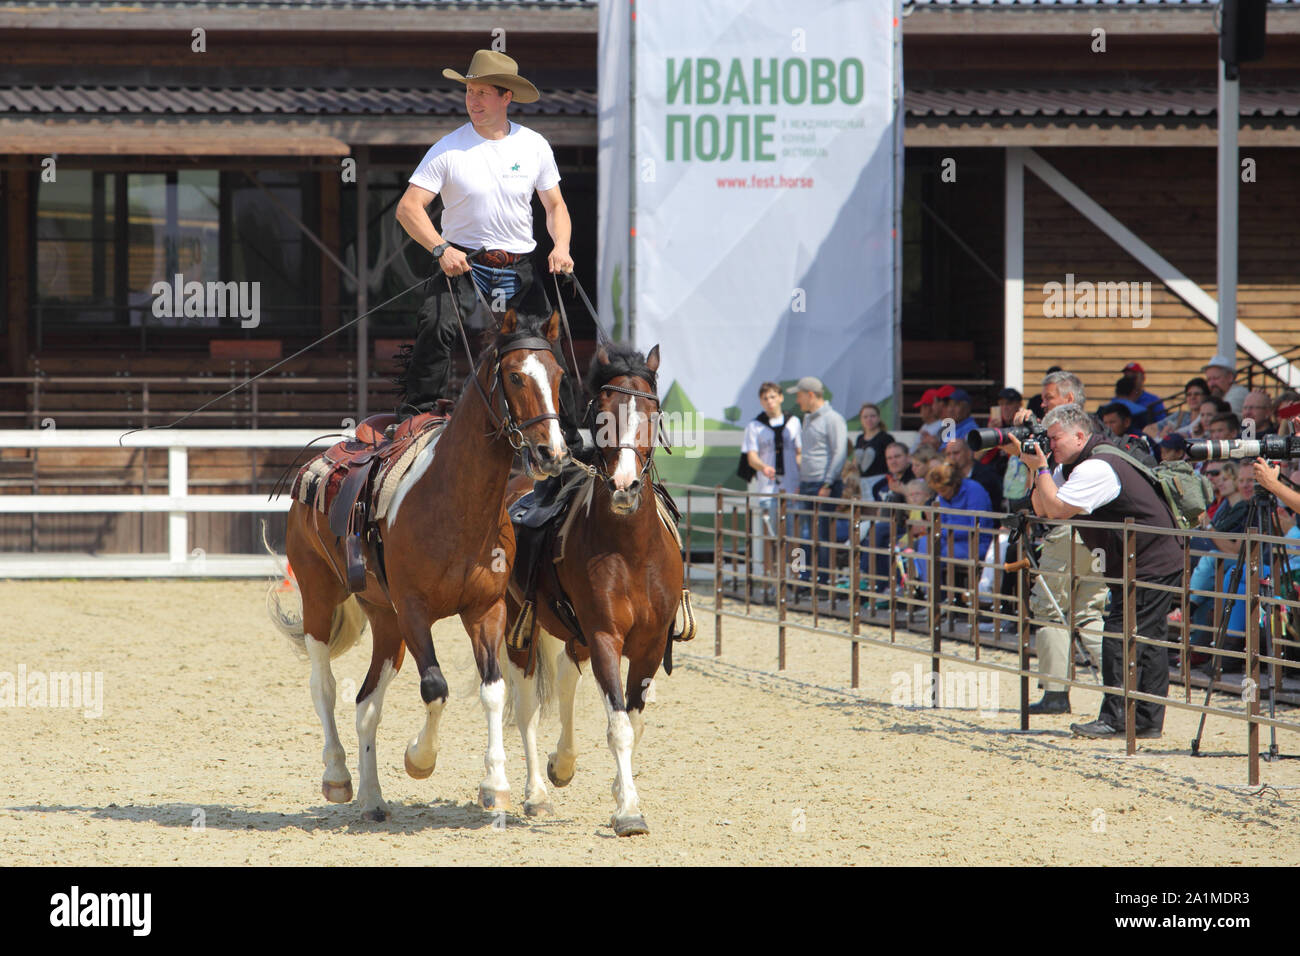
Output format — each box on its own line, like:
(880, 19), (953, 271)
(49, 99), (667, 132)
(443, 50), (540, 104)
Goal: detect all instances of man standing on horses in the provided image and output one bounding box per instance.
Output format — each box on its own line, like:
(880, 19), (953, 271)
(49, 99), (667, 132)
(395, 50), (577, 427)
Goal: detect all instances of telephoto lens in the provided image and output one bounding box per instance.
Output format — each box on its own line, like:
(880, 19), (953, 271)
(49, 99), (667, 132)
(1187, 435), (1300, 460)
(967, 426), (1031, 451)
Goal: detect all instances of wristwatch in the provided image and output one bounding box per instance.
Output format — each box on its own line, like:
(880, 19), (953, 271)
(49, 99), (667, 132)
(432, 242), (450, 260)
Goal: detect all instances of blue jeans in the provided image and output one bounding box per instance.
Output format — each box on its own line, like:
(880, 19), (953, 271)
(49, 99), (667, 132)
(470, 261), (521, 305)
(796, 479), (842, 583)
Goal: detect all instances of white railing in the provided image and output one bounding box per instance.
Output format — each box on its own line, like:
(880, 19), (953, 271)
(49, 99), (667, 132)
(0, 429), (347, 578)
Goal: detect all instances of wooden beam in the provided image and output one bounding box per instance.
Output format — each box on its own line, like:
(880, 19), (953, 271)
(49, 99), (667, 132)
(0, 6), (598, 33)
(0, 117), (596, 153)
(906, 121), (1300, 148)
(1004, 148), (1023, 393)
(904, 7), (1300, 37)
(0, 122), (351, 156)
(5, 157), (28, 376)
(319, 170), (340, 347)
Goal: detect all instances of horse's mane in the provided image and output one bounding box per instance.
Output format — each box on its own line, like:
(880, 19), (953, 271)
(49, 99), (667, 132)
(585, 342), (657, 397)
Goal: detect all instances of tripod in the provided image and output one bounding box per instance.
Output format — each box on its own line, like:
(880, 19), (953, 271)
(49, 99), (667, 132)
(1001, 512), (1102, 685)
(1190, 483), (1292, 758)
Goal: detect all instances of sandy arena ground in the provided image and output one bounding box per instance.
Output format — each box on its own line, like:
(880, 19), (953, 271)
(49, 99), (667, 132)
(1, 579), (1298, 866)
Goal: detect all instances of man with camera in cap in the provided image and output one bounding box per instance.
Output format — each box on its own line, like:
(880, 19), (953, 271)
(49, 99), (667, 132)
(394, 49), (576, 421)
(1018, 403), (1183, 739)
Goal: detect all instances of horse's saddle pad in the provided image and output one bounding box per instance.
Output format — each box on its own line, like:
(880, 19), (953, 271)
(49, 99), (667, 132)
(291, 411), (448, 533)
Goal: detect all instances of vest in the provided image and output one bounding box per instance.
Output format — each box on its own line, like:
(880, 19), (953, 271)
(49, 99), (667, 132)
(1061, 435), (1184, 583)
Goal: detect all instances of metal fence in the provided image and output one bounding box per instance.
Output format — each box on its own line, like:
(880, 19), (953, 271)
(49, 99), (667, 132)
(666, 482), (1300, 785)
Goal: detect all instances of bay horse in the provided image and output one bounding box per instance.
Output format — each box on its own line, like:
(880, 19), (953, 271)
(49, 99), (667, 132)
(277, 309), (569, 821)
(502, 342), (684, 836)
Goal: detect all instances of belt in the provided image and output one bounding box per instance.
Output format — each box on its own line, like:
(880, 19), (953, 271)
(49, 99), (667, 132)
(458, 247), (527, 268)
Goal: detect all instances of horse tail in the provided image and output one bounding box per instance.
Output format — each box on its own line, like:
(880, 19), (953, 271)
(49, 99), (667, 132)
(499, 626), (562, 723)
(533, 628), (563, 718)
(262, 519), (367, 661)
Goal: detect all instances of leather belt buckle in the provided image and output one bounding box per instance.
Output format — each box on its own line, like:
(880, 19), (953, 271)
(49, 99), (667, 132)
(480, 249), (522, 268)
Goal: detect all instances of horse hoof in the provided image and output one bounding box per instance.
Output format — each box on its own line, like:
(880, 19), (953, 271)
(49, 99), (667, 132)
(322, 779), (353, 804)
(360, 803), (389, 823)
(524, 800), (555, 818)
(546, 754), (574, 788)
(479, 785), (510, 812)
(404, 749), (436, 780)
(612, 813), (650, 837)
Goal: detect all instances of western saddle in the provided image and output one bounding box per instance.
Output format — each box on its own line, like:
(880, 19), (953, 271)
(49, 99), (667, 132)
(291, 404), (452, 594)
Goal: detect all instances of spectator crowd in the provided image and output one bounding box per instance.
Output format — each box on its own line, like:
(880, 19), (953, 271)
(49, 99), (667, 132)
(739, 352), (1300, 739)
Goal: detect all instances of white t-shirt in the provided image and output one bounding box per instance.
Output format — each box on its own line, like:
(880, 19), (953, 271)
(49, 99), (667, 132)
(742, 415), (802, 496)
(1054, 459), (1122, 514)
(408, 122), (561, 254)
(911, 419), (946, 452)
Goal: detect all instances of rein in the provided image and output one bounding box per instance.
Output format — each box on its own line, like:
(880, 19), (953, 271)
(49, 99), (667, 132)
(442, 270), (560, 450)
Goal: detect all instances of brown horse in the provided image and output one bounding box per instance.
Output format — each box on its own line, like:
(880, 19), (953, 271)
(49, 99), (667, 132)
(502, 342), (684, 835)
(275, 309), (569, 821)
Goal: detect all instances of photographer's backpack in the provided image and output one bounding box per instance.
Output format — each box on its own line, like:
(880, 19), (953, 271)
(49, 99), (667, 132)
(1091, 443), (1214, 530)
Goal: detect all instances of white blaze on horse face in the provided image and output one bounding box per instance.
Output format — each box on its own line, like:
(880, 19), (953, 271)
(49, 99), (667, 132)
(612, 402), (643, 491)
(518, 354), (566, 455)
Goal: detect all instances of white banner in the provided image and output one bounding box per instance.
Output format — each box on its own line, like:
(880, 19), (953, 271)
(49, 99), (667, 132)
(603, 0), (898, 430)
(596, 0), (632, 341)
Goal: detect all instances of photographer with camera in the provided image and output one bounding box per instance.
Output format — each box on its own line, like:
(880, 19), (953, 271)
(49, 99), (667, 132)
(995, 370), (1107, 715)
(1253, 457), (1300, 513)
(1019, 403), (1182, 739)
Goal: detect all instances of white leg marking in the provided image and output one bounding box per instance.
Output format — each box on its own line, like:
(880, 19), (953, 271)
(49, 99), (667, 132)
(629, 706), (646, 752)
(604, 695), (641, 822)
(549, 641), (582, 785)
(305, 635), (350, 798)
(507, 656), (549, 811)
(479, 678), (511, 805)
(519, 354), (567, 455)
(355, 658), (396, 818)
(405, 697), (445, 778)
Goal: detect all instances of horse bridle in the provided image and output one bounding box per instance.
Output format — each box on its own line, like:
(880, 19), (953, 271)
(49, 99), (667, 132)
(583, 379), (666, 491)
(443, 271), (562, 450)
(484, 336), (565, 450)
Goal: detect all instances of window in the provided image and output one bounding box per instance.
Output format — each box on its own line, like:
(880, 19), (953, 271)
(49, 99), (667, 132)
(34, 167), (318, 346)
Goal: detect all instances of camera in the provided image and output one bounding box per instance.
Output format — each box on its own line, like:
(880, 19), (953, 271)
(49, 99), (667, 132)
(967, 421), (1049, 456)
(1187, 435), (1300, 461)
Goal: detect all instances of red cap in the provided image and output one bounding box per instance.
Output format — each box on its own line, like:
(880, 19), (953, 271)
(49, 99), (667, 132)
(1123, 362), (1144, 374)
(912, 388), (938, 408)
(935, 384), (956, 399)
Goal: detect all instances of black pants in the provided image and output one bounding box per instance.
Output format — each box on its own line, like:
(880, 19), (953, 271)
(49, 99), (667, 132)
(399, 257), (580, 444)
(400, 254), (553, 410)
(1099, 572), (1179, 731)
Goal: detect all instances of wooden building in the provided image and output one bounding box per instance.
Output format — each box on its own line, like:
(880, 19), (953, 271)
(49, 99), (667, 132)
(903, 0), (1300, 422)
